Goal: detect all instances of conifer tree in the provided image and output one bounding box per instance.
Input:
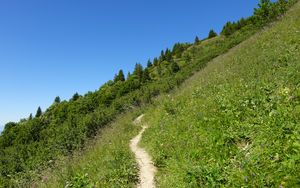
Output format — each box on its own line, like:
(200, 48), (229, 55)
(153, 58), (159, 66)
(4, 122), (17, 131)
(160, 50), (165, 61)
(127, 71), (131, 79)
(221, 22), (236, 36)
(208, 29), (218, 38)
(35, 107), (42, 118)
(118, 69), (125, 82)
(54, 96), (61, 103)
(142, 68), (151, 82)
(147, 59), (153, 68)
(29, 113), (33, 120)
(133, 63), (144, 80)
(194, 36), (200, 44)
(165, 48), (172, 62)
(72, 92), (80, 101)
(172, 43), (185, 58)
(113, 74), (119, 83)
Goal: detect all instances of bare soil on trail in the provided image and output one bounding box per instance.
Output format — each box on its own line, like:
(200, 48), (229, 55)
(130, 115), (156, 188)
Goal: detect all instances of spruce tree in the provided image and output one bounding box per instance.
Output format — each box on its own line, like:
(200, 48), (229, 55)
(133, 63), (144, 80)
(29, 113), (33, 120)
(165, 48), (172, 62)
(160, 50), (165, 61)
(147, 59), (153, 68)
(153, 58), (159, 66)
(54, 96), (61, 103)
(172, 43), (185, 58)
(113, 74), (119, 82)
(127, 71), (131, 79)
(194, 36), (200, 44)
(72, 92), (80, 101)
(237, 18), (246, 29)
(118, 70), (125, 81)
(221, 22), (235, 36)
(35, 107), (42, 118)
(142, 68), (151, 82)
(208, 29), (217, 38)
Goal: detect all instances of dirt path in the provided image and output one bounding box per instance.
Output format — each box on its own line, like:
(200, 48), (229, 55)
(130, 115), (156, 188)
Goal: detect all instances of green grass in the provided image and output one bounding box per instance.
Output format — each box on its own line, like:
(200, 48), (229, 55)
(141, 2), (300, 187)
(25, 2), (300, 188)
(32, 111), (142, 188)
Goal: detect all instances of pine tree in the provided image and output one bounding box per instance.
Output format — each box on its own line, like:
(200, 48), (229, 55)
(194, 36), (200, 44)
(172, 43), (185, 58)
(4, 122), (17, 131)
(118, 70), (125, 82)
(54, 96), (61, 103)
(72, 92), (80, 101)
(208, 29), (217, 38)
(133, 63), (144, 80)
(237, 18), (247, 29)
(165, 48), (172, 62)
(160, 50), (165, 61)
(147, 59), (153, 68)
(142, 68), (151, 82)
(153, 58), (159, 66)
(127, 71), (131, 79)
(29, 113), (33, 120)
(113, 74), (119, 82)
(221, 22), (236, 36)
(35, 107), (42, 118)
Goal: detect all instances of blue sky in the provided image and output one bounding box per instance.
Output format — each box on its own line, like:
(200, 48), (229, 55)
(0, 0), (260, 131)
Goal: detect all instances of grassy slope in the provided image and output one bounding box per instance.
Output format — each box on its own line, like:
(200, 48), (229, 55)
(30, 2), (300, 188)
(26, 16), (258, 188)
(34, 111), (142, 188)
(142, 2), (300, 187)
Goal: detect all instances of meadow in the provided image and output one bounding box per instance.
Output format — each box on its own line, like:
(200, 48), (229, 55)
(142, 2), (300, 187)
(0, 0), (298, 187)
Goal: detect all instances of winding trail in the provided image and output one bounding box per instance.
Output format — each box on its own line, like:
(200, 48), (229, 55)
(130, 115), (156, 188)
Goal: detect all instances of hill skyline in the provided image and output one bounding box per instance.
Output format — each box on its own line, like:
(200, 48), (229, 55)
(0, 1), (260, 127)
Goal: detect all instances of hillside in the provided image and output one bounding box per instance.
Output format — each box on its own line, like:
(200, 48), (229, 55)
(142, 1), (300, 187)
(0, 0), (299, 187)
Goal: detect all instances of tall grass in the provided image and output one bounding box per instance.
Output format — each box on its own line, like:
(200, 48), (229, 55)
(27, 2), (300, 188)
(142, 2), (300, 187)
(34, 111), (142, 188)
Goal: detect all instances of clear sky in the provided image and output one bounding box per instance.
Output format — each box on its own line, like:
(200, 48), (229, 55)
(0, 0), (260, 131)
